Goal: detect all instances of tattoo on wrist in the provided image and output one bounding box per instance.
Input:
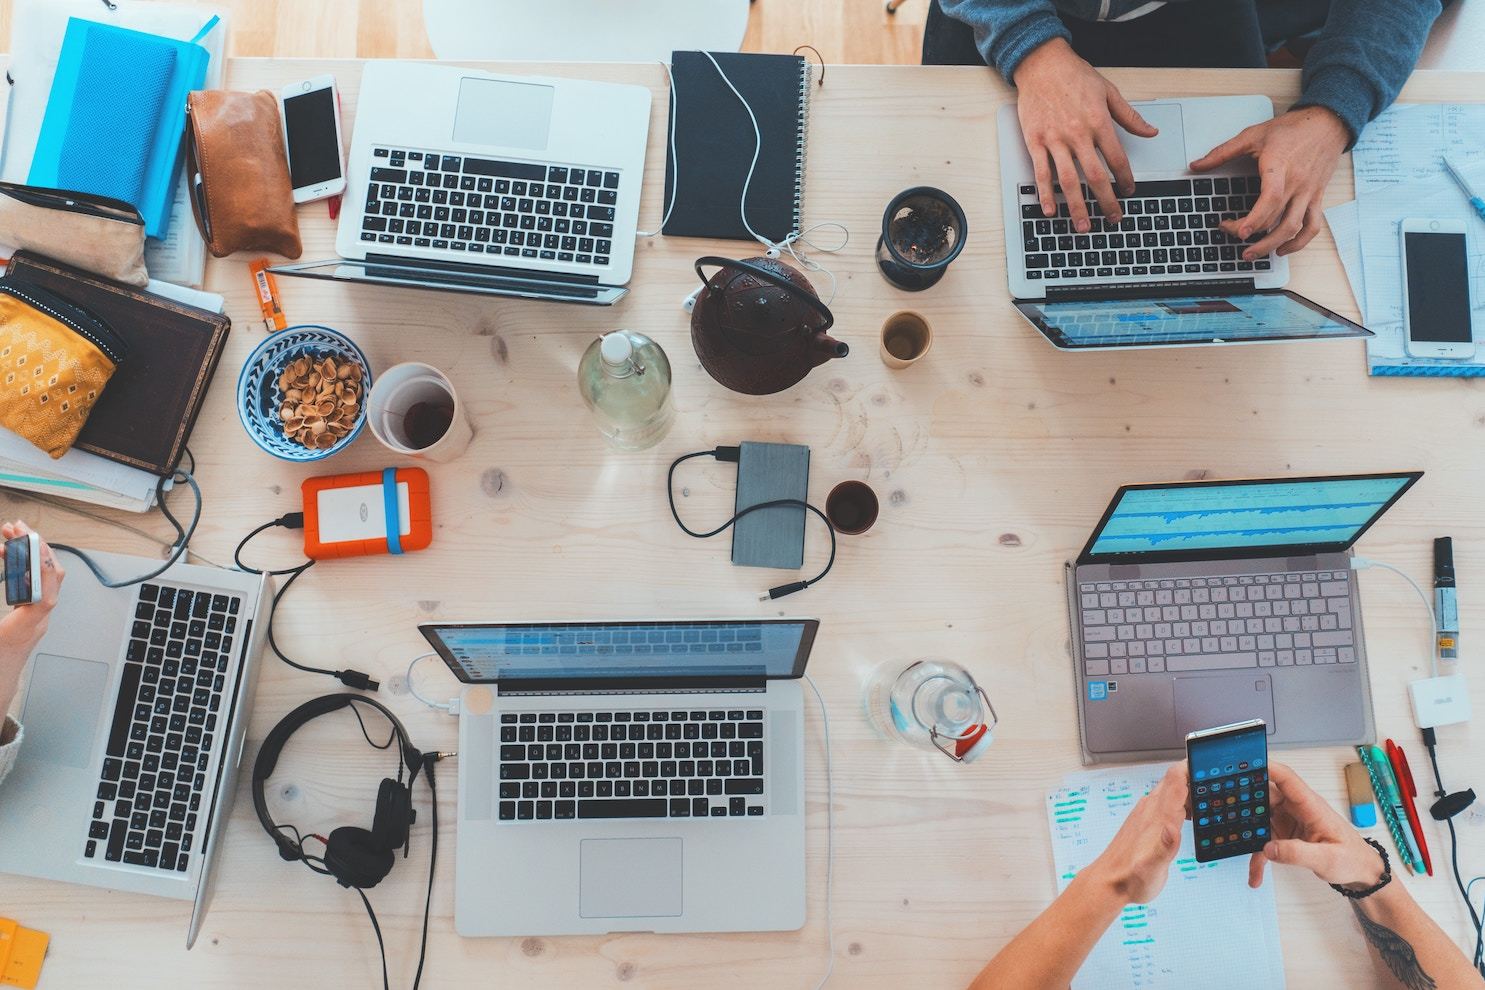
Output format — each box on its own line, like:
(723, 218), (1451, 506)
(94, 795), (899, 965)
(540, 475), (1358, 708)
(1350, 901), (1436, 990)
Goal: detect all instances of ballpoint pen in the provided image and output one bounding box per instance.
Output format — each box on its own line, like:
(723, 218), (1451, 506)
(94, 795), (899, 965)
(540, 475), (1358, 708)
(1361, 745), (1425, 874)
(1443, 157), (1485, 223)
(1386, 739), (1433, 876)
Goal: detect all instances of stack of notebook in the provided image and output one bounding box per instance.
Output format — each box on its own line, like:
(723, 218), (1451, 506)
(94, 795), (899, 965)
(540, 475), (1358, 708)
(0, 253), (231, 511)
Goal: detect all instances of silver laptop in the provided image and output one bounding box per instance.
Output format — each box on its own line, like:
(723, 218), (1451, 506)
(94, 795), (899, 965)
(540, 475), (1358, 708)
(1067, 473), (1422, 763)
(998, 95), (1371, 350)
(419, 618), (818, 936)
(0, 550), (269, 947)
(271, 61), (651, 305)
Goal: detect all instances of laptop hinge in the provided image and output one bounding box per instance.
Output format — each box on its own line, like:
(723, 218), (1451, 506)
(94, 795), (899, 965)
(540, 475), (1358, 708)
(1044, 277), (1257, 303)
(495, 676), (768, 697)
(364, 252), (602, 286)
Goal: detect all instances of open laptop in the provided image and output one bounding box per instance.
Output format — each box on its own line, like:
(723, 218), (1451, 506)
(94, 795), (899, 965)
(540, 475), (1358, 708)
(270, 61), (651, 305)
(1066, 473), (1421, 763)
(0, 549), (269, 947)
(998, 96), (1372, 350)
(419, 618), (818, 936)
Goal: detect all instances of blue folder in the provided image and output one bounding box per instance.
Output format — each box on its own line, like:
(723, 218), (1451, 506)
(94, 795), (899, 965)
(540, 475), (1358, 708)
(28, 17), (216, 240)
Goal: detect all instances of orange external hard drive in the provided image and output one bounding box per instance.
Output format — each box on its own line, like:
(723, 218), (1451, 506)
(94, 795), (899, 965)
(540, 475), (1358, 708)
(302, 467), (432, 560)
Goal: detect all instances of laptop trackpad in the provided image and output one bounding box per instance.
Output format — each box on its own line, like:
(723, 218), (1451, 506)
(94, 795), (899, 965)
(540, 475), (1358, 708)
(580, 838), (684, 919)
(1173, 674), (1275, 738)
(1121, 103), (1188, 174)
(20, 654), (109, 769)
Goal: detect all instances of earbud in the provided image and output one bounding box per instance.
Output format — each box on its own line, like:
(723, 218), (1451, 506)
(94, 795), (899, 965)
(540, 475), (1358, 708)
(681, 286), (703, 313)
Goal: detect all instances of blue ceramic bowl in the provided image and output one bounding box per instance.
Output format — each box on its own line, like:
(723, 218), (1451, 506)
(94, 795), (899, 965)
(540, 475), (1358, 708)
(236, 325), (372, 462)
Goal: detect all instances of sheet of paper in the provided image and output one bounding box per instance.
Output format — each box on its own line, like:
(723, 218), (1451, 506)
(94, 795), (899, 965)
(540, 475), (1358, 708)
(1324, 199), (1365, 321)
(0, 429), (159, 511)
(1, 0), (226, 288)
(1047, 764), (1286, 990)
(1351, 104), (1485, 373)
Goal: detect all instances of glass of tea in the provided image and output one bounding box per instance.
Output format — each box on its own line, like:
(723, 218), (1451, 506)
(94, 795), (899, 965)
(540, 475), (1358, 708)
(366, 362), (474, 462)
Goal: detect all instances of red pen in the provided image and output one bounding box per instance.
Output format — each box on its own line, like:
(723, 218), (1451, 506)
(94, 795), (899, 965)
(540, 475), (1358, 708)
(1385, 739), (1433, 876)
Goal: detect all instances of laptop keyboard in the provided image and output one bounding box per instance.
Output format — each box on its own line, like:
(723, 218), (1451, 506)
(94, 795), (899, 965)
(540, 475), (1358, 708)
(497, 709), (766, 823)
(361, 147), (618, 266)
(1018, 178), (1273, 282)
(84, 582), (242, 872)
(1078, 570), (1356, 676)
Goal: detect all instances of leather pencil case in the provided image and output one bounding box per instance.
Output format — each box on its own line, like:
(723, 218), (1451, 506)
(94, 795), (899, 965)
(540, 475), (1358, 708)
(186, 90), (302, 259)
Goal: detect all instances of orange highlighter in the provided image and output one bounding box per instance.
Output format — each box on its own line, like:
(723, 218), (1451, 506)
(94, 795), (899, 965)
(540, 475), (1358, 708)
(1385, 739), (1432, 876)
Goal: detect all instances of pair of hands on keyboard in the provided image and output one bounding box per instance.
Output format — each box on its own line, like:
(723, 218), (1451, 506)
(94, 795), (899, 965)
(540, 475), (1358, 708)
(0, 521), (64, 720)
(1013, 38), (1350, 260)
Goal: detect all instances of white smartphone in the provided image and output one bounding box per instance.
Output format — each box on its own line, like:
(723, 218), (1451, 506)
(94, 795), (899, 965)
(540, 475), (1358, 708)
(280, 75), (346, 203)
(1400, 217), (1476, 360)
(4, 532), (42, 606)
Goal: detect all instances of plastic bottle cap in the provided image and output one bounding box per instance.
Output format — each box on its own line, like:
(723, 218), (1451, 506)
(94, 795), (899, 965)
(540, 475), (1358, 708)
(600, 333), (633, 366)
(954, 723), (994, 763)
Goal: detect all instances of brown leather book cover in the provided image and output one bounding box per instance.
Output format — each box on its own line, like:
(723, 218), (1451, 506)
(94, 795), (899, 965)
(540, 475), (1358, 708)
(4, 252), (230, 476)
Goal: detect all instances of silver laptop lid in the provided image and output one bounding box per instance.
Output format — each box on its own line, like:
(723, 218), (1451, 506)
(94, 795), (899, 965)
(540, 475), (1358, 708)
(1077, 473), (1422, 566)
(419, 619), (819, 693)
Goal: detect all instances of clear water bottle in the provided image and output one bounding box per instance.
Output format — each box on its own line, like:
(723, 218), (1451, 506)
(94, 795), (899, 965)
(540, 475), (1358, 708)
(864, 658), (997, 763)
(577, 330), (675, 450)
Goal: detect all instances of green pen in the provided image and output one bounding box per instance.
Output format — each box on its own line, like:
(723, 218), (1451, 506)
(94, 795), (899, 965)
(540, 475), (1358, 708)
(1359, 745), (1425, 874)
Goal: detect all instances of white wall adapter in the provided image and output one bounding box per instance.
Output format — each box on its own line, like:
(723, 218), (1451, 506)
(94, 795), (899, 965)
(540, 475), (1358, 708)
(1409, 674), (1473, 728)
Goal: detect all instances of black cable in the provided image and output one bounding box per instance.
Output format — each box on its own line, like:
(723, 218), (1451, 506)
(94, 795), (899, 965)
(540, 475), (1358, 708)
(355, 887), (391, 990)
(235, 515), (379, 691)
(1421, 729), (1485, 975)
(52, 466), (202, 588)
(412, 754), (440, 990)
(667, 447), (837, 599)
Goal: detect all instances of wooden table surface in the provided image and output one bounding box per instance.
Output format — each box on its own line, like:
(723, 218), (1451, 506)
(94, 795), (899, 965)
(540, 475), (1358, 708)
(3, 59), (1484, 990)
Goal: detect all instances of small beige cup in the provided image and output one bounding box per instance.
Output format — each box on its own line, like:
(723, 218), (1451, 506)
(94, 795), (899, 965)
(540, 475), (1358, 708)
(880, 310), (933, 369)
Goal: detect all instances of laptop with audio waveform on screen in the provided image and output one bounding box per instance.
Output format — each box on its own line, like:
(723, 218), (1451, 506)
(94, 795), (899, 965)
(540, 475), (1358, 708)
(1065, 472), (1421, 764)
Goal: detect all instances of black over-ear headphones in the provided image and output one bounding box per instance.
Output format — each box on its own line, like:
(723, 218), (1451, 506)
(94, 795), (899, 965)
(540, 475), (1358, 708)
(252, 694), (443, 989)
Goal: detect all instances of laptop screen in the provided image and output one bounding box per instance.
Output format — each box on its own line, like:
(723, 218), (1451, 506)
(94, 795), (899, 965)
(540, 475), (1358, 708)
(1015, 290), (1370, 349)
(420, 619), (818, 686)
(1079, 473), (1421, 563)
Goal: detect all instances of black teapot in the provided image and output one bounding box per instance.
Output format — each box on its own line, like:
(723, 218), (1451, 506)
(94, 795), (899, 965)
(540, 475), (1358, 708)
(690, 256), (847, 395)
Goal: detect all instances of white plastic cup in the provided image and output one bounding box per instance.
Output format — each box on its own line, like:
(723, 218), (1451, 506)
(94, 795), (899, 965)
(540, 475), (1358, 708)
(366, 362), (474, 462)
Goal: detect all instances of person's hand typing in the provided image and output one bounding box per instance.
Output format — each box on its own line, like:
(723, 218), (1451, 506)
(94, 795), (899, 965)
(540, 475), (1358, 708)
(1085, 762), (1189, 904)
(1189, 106), (1349, 261)
(1013, 38), (1157, 234)
(1247, 761), (1386, 890)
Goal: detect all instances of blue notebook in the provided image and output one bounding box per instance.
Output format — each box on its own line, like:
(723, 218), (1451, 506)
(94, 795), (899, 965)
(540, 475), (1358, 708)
(28, 17), (216, 240)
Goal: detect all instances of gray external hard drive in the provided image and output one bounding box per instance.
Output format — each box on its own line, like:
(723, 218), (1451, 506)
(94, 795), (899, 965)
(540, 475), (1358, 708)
(731, 441), (809, 570)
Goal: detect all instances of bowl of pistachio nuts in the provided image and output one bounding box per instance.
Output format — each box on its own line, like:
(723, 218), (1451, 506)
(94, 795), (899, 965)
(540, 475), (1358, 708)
(237, 325), (372, 461)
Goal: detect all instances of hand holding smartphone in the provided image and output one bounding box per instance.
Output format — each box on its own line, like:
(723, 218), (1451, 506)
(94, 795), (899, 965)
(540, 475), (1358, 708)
(1400, 218), (1475, 360)
(1187, 718), (1271, 862)
(4, 532), (42, 606)
(280, 75), (346, 204)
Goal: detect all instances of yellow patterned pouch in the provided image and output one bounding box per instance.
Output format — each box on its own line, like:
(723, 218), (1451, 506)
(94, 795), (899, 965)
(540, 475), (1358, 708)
(0, 278), (127, 459)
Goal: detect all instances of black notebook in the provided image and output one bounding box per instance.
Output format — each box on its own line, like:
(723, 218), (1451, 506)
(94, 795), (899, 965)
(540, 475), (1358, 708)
(662, 51), (813, 243)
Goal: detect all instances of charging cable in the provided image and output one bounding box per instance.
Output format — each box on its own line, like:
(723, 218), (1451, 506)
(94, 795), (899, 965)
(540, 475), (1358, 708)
(637, 55), (849, 305)
(405, 651), (457, 714)
(234, 513), (379, 692)
(667, 447), (836, 600)
(1352, 557), (1440, 676)
(802, 672), (836, 989)
(52, 458), (203, 588)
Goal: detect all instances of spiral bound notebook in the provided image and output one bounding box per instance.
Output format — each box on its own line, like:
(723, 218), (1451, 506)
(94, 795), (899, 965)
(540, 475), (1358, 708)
(662, 51), (812, 243)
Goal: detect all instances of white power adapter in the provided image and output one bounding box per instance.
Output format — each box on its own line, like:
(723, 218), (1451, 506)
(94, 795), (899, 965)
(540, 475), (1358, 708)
(1409, 674), (1472, 728)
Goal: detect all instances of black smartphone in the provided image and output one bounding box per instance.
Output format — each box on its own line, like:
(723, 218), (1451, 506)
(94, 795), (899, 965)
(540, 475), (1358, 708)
(1187, 718), (1270, 863)
(4, 533), (42, 606)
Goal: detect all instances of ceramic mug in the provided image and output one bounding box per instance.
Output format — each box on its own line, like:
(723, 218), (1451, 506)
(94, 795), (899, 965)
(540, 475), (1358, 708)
(879, 310), (933, 369)
(366, 362), (474, 462)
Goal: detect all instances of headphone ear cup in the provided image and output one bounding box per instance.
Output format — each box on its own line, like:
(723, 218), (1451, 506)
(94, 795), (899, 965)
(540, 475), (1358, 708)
(323, 826), (395, 889)
(371, 778), (413, 851)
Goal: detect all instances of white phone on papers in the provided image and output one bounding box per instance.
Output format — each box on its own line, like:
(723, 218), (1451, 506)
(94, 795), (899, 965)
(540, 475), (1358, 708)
(1400, 217), (1475, 360)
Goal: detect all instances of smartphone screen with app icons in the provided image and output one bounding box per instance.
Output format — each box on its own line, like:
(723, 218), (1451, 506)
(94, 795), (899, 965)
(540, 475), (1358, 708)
(1187, 719), (1271, 863)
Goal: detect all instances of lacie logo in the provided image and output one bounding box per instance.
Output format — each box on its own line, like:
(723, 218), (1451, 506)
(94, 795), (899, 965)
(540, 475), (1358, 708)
(359, 502), (369, 522)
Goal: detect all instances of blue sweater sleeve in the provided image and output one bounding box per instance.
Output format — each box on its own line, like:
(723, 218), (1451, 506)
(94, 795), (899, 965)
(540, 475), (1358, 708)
(938, 0), (1071, 82)
(1293, 0), (1442, 147)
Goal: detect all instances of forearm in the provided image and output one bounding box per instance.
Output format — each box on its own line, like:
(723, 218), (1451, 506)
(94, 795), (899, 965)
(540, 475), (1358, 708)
(1351, 882), (1484, 989)
(1296, 0), (1442, 146)
(968, 871), (1124, 989)
(937, 0), (1070, 82)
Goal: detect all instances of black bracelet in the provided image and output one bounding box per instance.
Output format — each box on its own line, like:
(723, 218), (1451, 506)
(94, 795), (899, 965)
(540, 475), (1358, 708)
(1330, 837), (1392, 900)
